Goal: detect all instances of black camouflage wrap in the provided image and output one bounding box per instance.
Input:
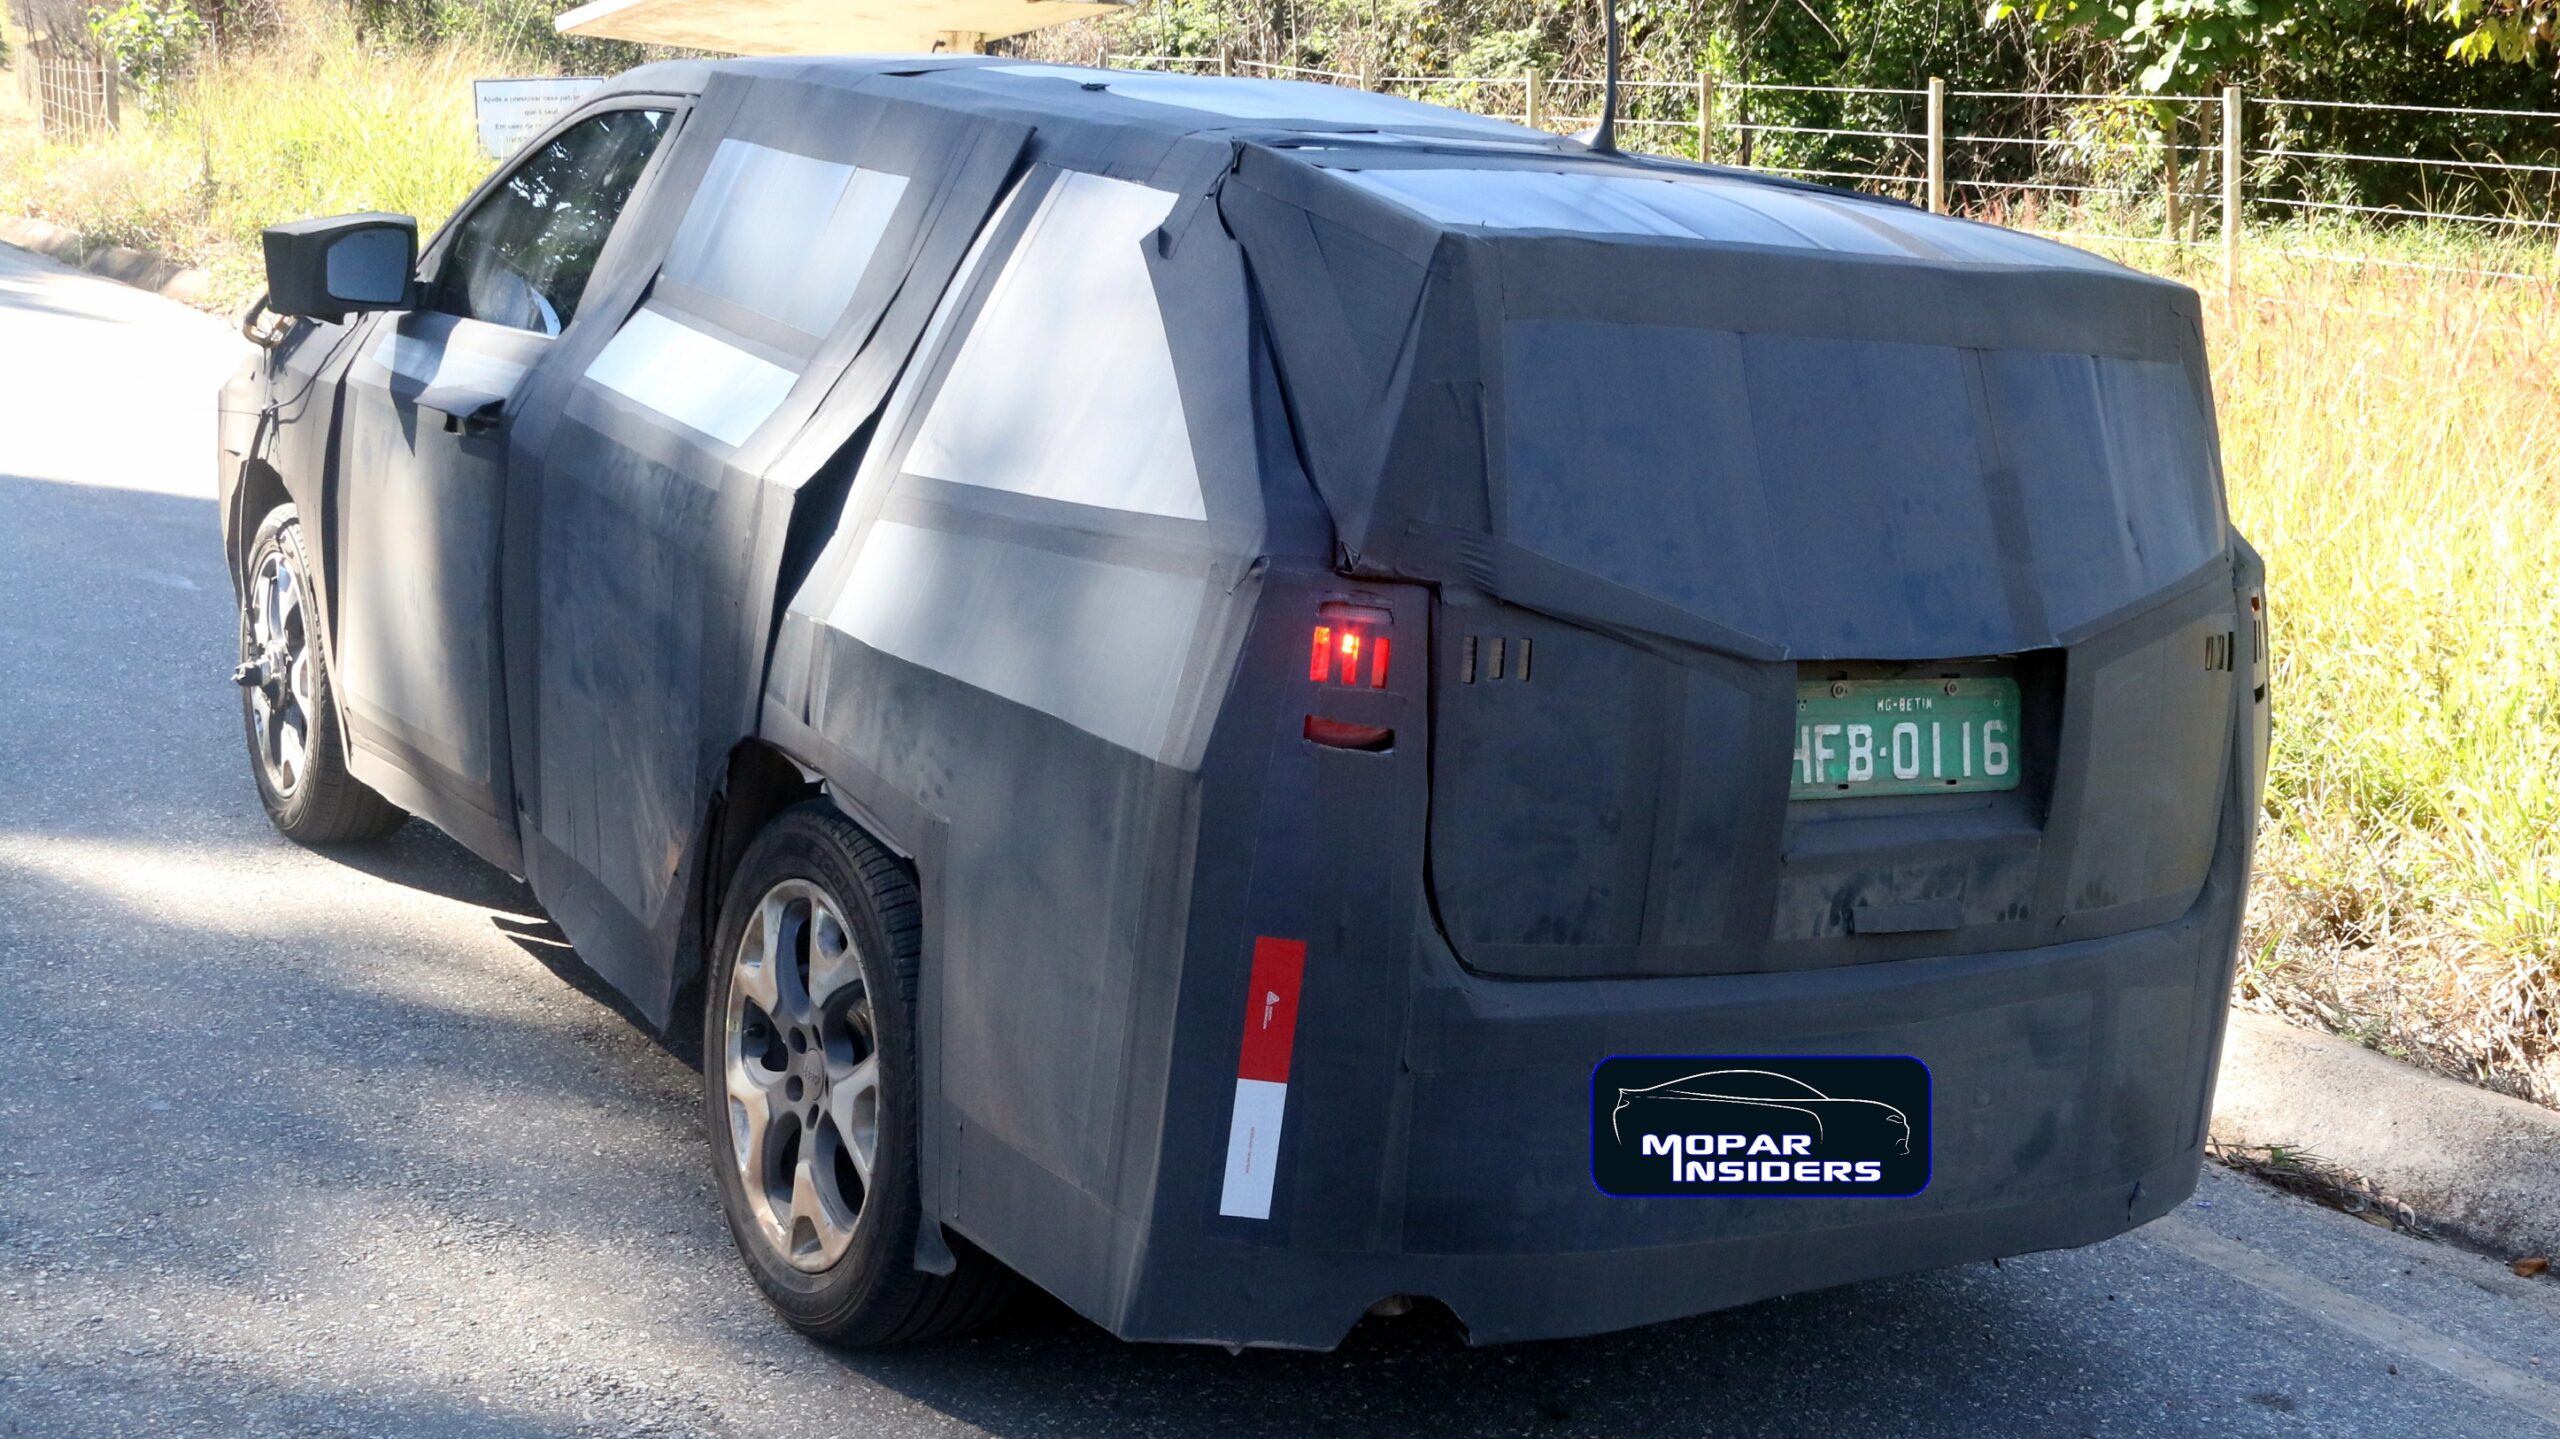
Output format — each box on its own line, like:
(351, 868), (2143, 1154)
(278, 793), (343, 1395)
(215, 56), (2269, 1348)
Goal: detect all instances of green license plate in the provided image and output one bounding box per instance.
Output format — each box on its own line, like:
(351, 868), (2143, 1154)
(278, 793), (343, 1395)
(1792, 676), (2022, 799)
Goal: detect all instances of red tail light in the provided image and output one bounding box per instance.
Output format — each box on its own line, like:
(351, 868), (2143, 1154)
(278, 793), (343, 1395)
(1304, 601), (1397, 751)
(1310, 604), (1391, 688)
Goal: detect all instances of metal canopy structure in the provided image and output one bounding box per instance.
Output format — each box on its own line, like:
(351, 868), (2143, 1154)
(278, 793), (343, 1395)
(552, 0), (1130, 55)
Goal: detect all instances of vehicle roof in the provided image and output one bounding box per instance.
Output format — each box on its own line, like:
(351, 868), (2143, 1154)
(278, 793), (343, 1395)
(600, 54), (1537, 140)
(595, 56), (2133, 275)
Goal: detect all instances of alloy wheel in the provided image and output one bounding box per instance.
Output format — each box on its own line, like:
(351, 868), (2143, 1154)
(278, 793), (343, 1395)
(723, 878), (882, 1272)
(244, 545), (316, 798)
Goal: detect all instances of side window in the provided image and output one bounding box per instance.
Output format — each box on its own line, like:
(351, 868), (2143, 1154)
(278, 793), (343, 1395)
(578, 137), (917, 451)
(434, 107), (671, 335)
(661, 138), (911, 334)
(903, 172), (1205, 521)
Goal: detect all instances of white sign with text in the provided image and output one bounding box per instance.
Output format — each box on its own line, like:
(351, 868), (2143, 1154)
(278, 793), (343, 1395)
(473, 77), (607, 159)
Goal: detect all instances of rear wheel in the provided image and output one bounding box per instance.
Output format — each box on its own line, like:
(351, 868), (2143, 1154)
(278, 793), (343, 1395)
(236, 506), (405, 845)
(703, 802), (1016, 1345)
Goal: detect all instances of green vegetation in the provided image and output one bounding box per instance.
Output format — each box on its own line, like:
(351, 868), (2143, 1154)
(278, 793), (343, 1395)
(2407, 0), (2560, 67)
(0, 0), (2552, 1104)
(0, 0), (631, 302)
(87, 0), (205, 113)
(1039, 0), (2560, 216)
(2194, 241), (2555, 1107)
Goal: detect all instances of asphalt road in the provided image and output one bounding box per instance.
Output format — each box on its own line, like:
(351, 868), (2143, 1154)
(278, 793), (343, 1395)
(2, 241), (2557, 1439)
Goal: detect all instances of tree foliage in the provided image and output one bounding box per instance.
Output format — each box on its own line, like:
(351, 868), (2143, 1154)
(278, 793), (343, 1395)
(340, 0), (655, 68)
(2406, 0), (2559, 69)
(1982, 0), (2296, 92)
(1030, 0), (2560, 221)
(89, 0), (208, 111)
(23, 0), (2559, 222)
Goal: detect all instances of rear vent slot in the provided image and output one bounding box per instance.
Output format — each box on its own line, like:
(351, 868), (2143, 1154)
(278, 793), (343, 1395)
(1459, 635), (1531, 684)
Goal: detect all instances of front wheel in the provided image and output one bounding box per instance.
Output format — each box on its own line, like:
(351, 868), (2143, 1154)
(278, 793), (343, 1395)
(236, 505), (405, 845)
(703, 802), (1016, 1345)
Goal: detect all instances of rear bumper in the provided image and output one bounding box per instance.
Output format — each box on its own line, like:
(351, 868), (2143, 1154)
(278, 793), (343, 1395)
(916, 562), (2261, 1350)
(1106, 809), (2246, 1349)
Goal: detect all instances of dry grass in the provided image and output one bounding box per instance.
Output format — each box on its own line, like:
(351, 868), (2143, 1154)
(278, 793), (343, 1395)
(2220, 258), (2560, 1109)
(2208, 1139), (2430, 1236)
(2065, 233), (2560, 1108)
(0, 5), (505, 306)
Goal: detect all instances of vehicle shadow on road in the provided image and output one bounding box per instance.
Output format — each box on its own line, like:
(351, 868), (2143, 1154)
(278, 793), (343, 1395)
(310, 819), (703, 1068)
(489, 905), (704, 1070)
(832, 1261), (2050, 1438)
(322, 819), (542, 914)
(0, 798), (2410, 1438)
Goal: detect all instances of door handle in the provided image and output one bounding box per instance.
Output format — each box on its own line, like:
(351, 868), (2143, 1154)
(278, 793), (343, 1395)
(424, 397), (505, 437)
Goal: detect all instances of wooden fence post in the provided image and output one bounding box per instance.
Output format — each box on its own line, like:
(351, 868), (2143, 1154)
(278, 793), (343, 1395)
(2222, 85), (2244, 300)
(1524, 67), (1543, 129)
(1926, 77), (1947, 214)
(1698, 73), (1716, 163)
(2164, 112), (2184, 243)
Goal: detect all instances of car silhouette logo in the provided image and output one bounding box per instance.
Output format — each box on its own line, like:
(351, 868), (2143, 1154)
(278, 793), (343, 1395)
(1610, 1067), (1913, 1155)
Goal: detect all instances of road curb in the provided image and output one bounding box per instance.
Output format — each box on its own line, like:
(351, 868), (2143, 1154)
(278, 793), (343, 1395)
(0, 217), (212, 306)
(2212, 1009), (2560, 1262)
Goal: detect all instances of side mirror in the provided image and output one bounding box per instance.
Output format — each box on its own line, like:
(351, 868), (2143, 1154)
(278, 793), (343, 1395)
(261, 213), (419, 321)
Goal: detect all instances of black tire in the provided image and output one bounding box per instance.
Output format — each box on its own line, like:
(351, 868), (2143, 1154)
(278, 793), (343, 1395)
(703, 801), (1016, 1345)
(237, 505), (406, 845)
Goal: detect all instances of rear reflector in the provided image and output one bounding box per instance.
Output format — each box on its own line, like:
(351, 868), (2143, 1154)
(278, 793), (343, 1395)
(1219, 937), (1307, 1220)
(1304, 715), (1394, 751)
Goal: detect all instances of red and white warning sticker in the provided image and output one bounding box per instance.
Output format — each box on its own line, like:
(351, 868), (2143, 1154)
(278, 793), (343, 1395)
(1218, 936), (1306, 1220)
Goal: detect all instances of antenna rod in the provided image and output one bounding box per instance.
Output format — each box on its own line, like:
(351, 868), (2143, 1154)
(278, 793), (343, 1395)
(1589, 0), (1621, 154)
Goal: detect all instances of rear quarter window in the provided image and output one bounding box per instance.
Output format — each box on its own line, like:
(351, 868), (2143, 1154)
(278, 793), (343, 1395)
(903, 171), (1205, 521)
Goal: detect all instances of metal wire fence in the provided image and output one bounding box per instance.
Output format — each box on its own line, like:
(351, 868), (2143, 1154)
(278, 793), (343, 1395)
(1105, 53), (2560, 292)
(21, 36), (118, 138)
